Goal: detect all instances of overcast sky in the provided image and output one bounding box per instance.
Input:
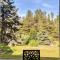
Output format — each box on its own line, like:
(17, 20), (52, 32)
(14, 0), (59, 17)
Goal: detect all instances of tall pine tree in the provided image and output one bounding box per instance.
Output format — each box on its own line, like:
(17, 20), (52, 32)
(0, 0), (20, 44)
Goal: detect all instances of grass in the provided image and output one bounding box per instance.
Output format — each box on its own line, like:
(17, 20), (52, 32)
(9, 45), (59, 57)
(0, 45), (59, 60)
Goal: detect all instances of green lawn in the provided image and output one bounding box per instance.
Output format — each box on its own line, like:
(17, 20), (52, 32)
(9, 45), (59, 57)
(0, 45), (59, 60)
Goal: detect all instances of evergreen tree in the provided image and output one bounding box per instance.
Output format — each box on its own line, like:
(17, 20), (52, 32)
(34, 9), (47, 32)
(0, 0), (20, 44)
(23, 10), (34, 33)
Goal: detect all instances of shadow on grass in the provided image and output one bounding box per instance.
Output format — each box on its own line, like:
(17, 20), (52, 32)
(0, 55), (60, 60)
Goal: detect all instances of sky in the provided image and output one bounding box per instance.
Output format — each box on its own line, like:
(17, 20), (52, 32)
(14, 0), (59, 17)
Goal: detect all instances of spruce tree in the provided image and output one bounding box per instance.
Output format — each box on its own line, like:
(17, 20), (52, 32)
(0, 0), (20, 44)
(23, 10), (34, 33)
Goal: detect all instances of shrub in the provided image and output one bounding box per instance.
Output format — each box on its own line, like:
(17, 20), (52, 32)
(28, 40), (39, 46)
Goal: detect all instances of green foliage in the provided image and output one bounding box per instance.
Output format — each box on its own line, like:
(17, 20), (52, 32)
(0, 0), (59, 46)
(20, 34), (30, 44)
(0, 44), (13, 54)
(18, 9), (59, 46)
(28, 40), (39, 46)
(0, 0), (20, 44)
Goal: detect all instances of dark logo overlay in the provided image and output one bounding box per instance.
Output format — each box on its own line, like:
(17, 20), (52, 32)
(23, 50), (40, 60)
